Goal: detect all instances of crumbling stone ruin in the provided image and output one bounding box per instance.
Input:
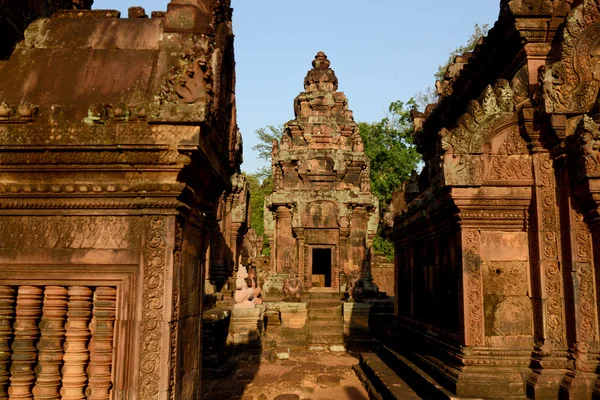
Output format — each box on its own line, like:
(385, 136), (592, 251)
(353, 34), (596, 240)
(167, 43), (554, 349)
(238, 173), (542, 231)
(377, 0), (600, 398)
(0, 0), (245, 398)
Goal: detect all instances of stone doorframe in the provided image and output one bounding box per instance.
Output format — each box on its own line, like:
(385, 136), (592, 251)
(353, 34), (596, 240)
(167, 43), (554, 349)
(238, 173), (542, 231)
(306, 244), (337, 291)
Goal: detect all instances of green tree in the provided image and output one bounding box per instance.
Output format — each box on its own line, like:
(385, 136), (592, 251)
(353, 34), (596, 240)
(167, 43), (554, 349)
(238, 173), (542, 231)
(246, 172), (273, 256)
(248, 126), (282, 256)
(359, 100), (421, 259)
(252, 125), (284, 163)
(359, 99), (421, 206)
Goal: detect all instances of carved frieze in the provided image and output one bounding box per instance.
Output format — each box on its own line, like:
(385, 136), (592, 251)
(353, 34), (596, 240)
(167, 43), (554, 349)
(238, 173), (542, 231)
(0, 123), (199, 146)
(441, 79), (532, 186)
(0, 216), (142, 250)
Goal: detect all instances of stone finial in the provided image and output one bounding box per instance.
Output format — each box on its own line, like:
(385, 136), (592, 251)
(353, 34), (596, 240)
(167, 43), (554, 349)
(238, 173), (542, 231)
(304, 52), (339, 92)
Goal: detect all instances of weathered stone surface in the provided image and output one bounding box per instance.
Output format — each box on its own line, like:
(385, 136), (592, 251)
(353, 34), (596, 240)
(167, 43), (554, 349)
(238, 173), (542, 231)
(265, 52), (379, 296)
(0, 1), (242, 399)
(273, 394), (300, 400)
(317, 374), (340, 388)
(387, 1), (600, 399)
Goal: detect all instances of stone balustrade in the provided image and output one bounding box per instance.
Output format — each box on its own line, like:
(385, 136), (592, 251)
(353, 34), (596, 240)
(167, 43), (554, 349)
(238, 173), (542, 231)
(0, 285), (116, 400)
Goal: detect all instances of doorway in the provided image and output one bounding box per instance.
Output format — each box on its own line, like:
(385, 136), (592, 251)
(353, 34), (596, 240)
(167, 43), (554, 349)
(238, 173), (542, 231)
(312, 248), (332, 287)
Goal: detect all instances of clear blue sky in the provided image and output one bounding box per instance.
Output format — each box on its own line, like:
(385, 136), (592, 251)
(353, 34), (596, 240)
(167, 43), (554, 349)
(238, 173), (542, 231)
(94, 1), (500, 174)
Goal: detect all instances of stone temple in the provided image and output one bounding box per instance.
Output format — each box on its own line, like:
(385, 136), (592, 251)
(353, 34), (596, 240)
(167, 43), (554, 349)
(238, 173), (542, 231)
(265, 51), (379, 294)
(6, 0), (600, 399)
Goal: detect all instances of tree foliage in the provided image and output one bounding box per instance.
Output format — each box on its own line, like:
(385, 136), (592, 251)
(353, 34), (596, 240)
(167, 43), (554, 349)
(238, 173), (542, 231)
(246, 172), (273, 256)
(251, 125), (283, 163)
(359, 99), (421, 206)
(359, 100), (421, 259)
(434, 23), (489, 82)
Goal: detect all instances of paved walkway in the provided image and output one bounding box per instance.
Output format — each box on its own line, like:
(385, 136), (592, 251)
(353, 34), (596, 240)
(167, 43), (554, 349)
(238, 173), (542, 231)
(202, 350), (370, 400)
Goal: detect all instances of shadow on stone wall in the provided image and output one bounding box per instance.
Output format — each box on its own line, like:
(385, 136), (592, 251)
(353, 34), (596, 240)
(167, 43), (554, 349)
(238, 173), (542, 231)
(201, 306), (265, 399)
(343, 297), (395, 353)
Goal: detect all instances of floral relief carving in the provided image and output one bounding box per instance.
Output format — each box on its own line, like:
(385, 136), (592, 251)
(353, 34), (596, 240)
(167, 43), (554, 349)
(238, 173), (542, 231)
(464, 229), (484, 346)
(138, 216), (168, 399)
(538, 153), (566, 347)
(572, 211), (598, 347)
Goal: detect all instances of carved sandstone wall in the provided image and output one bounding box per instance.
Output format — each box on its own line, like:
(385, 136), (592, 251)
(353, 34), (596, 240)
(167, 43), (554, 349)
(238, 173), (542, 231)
(0, 1), (240, 398)
(390, 0), (600, 398)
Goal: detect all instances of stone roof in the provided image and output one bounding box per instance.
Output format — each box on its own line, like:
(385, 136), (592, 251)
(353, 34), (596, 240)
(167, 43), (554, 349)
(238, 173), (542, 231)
(0, 1), (233, 125)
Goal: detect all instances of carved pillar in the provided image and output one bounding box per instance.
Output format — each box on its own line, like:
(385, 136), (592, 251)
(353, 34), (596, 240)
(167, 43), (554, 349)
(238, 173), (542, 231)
(527, 150), (569, 397)
(294, 227), (305, 284)
(461, 229), (484, 346)
(61, 286), (92, 400)
(33, 286), (68, 400)
(275, 206), (293, 274)
(0, 286), (16, 400)
(333, 242), (340, 291)
(339, 228), (349, 278)
(230, 221), (242, 270)
(352, 207), (376, 294)
(86, 287), (116, 400)
(9, 286), (43, 399)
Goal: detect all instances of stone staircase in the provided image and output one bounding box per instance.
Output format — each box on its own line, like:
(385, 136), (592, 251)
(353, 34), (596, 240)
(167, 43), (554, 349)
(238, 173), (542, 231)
(354, 344), (459, 400)
(306, 291), (345, 349)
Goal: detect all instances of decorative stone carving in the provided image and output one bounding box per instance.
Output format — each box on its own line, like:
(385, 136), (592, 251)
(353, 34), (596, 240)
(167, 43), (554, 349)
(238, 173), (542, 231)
(161, 38), (213, 106)
(572, 115), (600, 177)
(61, 286), (92, 400)
(86, 287), (116, 400)
(282, 274), (304, 302)
(0, 217), (141, 250)
(441, 79), (516, 156)
(542, 0), (600, 114)
(138, 216), (167, 400)
(234, 265), (258, 309)
(9, 286), (43, 398)
(0, 286), (15, 399)
(33, 286), (68, 399)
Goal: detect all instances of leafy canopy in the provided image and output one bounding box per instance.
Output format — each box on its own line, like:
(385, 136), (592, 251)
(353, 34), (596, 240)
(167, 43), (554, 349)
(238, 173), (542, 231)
(359, 99), (421, 206)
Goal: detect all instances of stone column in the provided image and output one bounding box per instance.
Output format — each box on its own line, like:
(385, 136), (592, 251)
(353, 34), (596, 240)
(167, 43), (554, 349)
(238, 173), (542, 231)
(275, 206), (293, 273)
(353, 207), (377, 295)
(294, 228), (305, 285)
(525, 119), (569, 397)
(339, 226), (350, 288)
(554, 162), (600, 397)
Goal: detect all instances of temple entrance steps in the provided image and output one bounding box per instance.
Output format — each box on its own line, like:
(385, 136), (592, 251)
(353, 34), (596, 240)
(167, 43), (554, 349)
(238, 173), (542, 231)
(354, 344), (461, 400)
(306, 298), (345, 346)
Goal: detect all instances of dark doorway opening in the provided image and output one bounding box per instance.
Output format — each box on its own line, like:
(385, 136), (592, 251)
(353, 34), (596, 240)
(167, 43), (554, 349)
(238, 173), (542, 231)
(312, 248), (332, 287)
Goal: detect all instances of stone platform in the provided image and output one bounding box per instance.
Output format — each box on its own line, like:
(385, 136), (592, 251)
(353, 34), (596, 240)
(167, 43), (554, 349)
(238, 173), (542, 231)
(201, 350), (370, 400)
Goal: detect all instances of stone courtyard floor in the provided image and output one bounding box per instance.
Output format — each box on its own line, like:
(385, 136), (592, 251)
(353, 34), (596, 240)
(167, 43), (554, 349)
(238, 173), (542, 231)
(202, 350), (370, 400)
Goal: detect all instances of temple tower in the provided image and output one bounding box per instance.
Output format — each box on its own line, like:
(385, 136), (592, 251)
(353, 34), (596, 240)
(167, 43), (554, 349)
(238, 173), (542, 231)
(265, 52), (379, 293)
